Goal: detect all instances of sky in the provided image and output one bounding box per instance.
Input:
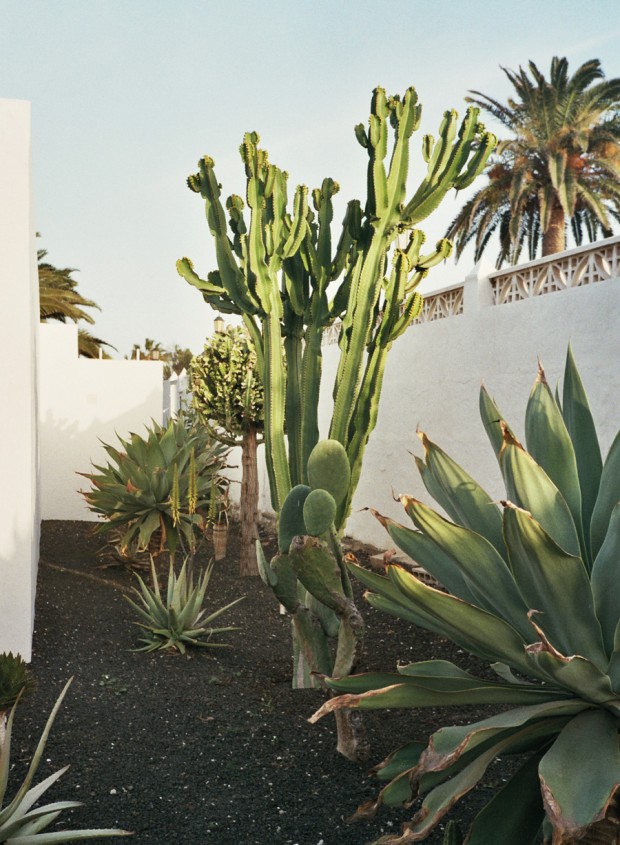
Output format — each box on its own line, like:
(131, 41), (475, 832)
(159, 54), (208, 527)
(2, 0), (620, 358)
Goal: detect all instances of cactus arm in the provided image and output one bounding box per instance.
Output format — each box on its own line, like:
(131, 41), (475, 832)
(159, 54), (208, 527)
(192, 156), (261, 314)
(300, 323), (323, 481)
(339, 343), (390, 530)
(241, 313), (264, 375)
(284, 329), (304, 487)
(404, 108), (495, 225)
(263, 312), (290, 510)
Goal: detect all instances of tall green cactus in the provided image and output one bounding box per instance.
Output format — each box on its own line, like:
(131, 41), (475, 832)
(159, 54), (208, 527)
(178, 88), (494, 748)
(178, 87), (494, 523)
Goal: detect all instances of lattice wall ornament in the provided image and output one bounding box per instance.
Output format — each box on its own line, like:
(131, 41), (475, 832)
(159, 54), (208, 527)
(322, 285), (466, 345)
(490, 238), (620, 305)
(415, 287), (464, 323)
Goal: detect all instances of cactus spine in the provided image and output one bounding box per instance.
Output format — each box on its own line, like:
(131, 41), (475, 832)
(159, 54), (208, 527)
(179, 89), (494, 749)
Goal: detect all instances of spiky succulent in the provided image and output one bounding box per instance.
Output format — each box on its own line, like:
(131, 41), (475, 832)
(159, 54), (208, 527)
(125, 558), (244, 653)
(312, 347), (620, 844)
(0, 653), (35, 713)
(81, 415), (228, 556)
(0, 678), (130, 842)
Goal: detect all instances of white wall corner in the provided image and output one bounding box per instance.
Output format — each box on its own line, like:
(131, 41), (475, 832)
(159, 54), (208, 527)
(463, 257), (495, 312)
(0, 99), (38, 660)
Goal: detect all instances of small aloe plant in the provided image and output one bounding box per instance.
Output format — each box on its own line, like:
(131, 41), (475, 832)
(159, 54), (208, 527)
(125, 559), (244, 653)
(0, 677), (131, 842)
(311, 347), (620, 845)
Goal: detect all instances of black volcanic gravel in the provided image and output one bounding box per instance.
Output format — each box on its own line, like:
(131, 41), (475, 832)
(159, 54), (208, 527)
(8, 520), (512, 845)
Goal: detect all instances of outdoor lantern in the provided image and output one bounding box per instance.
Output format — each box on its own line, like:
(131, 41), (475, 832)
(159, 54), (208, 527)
(214, 314), (225, 333)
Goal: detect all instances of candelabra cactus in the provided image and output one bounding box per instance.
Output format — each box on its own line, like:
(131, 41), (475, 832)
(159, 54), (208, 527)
(178, 87), (495, 524)
(178, 87), (495, 756)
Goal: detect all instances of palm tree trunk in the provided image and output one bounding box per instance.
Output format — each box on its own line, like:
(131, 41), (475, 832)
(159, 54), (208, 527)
(239, 425), (259, 577)
(542, 204), (566, 256)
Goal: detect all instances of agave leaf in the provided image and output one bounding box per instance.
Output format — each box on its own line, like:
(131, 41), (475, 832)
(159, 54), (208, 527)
(6, 808), (63, 837)
(396, 720), (557, 841)
(562, 344), (603, 558)
(202, 596), (245, 625)
(401, 497), (531, 640)
(590, 430), (620, 561)
(500, 433), (580, 557)
(5, 767), (70, 823)
(525, 364), (584, 558)
(0, 800), (80, 839)
(525, 649), (617, 707)
(418, 700), (584, 765)
(465, 751), (545, 845)
(137, 511), (161, 551)
(479, 385), (514, 458)
(416, 431), (506, 556)
(13, 829), (131, 842)
(374, 740), (427, 784)
(591, 503), (620, 657)
(539, 709), (620, 841)
(503, 504), (606, 668)
(381, 515), (477, 604)
(388, 565), (533, 675)
(0, 680), (72, 829)
(607, 621), (620, 691)
(317, 673), (566, 716)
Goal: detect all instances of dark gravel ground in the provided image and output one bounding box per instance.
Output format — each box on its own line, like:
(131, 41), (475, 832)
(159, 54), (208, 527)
(10, 520), (511, 845)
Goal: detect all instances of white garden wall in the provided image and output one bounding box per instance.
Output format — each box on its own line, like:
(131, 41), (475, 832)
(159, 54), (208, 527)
(0, 100), (39, 660)
(253, 236), (620, 551)
(38, 323), (163, 520)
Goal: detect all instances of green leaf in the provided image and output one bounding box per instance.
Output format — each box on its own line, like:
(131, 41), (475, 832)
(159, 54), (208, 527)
(402, 498), (531, 640)
(465, 752), (545, 845)
(562, 345), (602, 558)
(479, 385), (514, 458)
(503, 504), (606, 668)
(417, 431), (506, 556)
(385, 564), (532, 675)
(525, 365), (584, 557)
(383, 515), (477, 604)
(591, 503), (620, 656)
(539, 710), (620, 840)
(525, 650), (616, 706)
(500, 435), (580, 557)
(590, 430), (620, 560)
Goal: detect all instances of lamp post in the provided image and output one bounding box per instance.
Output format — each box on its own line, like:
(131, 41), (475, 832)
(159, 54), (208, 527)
(214, 314), (225, 333)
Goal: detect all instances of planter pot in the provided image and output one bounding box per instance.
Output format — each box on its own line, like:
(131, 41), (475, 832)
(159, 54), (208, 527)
(212, 524), (228, 561)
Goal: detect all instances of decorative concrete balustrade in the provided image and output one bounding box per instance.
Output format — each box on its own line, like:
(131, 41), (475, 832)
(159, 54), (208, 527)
(489, 235), (620, 305)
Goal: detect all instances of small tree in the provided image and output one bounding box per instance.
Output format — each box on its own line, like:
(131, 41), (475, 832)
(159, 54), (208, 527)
(191, 326), (264, 576)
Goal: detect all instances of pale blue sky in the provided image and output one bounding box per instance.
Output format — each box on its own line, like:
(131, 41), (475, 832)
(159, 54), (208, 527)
(2, 1), (620, 356)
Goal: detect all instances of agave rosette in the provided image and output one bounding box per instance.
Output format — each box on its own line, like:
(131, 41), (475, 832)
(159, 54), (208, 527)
(311, 348), (620, 844)
(126, 558), (244, 653)
(81, 416), (228, 555)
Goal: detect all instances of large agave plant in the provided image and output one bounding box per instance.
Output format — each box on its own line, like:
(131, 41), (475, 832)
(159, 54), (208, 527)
(0, 678), (130, 842)
(125, 559), (244, 653)
(311, 347), (620, 845)
(81, 415), (228, 557)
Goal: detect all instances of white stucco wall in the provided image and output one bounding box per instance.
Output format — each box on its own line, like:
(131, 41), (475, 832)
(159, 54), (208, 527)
(338, 255), (620, 548)
(38, 323), (164, 520)
(0, 99), (39, 660)
(253, 240), (620, 550)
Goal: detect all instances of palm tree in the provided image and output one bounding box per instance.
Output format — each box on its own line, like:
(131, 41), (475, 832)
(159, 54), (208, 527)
(447, 57), (620, 267)
(38, 243), (113, 357)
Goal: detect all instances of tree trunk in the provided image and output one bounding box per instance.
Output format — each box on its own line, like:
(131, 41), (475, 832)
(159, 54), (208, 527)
(542, 203), (566, 256)
(239, 426), (259, 576)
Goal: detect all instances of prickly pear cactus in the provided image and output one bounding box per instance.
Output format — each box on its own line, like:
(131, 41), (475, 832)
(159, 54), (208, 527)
(258, 440), (361, 741)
